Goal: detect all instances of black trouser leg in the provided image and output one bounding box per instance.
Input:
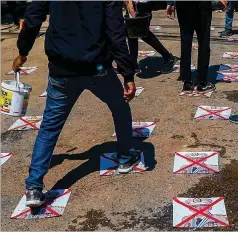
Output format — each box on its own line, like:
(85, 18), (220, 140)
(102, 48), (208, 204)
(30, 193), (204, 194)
(127, 37), (139, 68)
(195, 7), (212, 82)
(142, 31), (170, 60)
(127, 2), (171, 64)
(176, 4), (194, 82)
(139, 6), (170, 60)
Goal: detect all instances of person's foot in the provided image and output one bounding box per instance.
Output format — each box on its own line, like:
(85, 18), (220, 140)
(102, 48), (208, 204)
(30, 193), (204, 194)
(182, 81), (194, 93)
(197, 81), (216, 93)
(117, 150), (141, 174)
(219, 29), (233, 37)
(229, 115), (238, 124)
(161, 54), (180, 74)
(26, 189), (46, 207)
(135, 64), (141, 73)
(8, 25), (20, 32)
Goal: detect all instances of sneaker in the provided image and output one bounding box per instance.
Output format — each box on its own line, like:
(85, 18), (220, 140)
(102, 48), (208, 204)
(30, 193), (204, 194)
(197, 81), (216, 93)
(117, 150), (141, 174)
(26, 189), (46, 207)
(229, 115), (238, 124)
(161, 54), (180, 74)
(182, 81), (194, 93)
(219, 29), (233, 37)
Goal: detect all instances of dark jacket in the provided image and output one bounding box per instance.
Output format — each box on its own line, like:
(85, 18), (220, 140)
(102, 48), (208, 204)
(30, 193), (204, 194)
(17, 1), (134, 82)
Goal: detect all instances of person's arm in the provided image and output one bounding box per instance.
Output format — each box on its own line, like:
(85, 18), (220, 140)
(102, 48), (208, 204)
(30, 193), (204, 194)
(104, 1), (136, 102)
(13, 1), (49, 72)
(218, 0), (228, 10)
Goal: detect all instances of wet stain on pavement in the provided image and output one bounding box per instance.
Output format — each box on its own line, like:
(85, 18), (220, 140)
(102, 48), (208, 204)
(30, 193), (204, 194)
(179, 160), (238, 231)
(1, 130), (23, 145)
(223, 90), (238, 103)
(171, 134), (185, 139)
(67, 161), (238, 231)
(67, 206), (174, 231)
(188, 133), (227, 157)
(67, 210), (114, 231)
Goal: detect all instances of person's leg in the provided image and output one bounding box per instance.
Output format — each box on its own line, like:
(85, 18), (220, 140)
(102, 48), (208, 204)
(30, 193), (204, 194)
(139, 7), (170, 60)
(196, 6), (211, 83)
(88, 69), (139, 172)
(176, 3), (194, 87)
(139, 6), (179, 73)
(220, 1), (234, 36)
(25, 77), (83, 192)
(7, 1), (19, 26)
(125, 3), (139, 71)
(142, 31), (170, 60)
(225, 1), (235, 31)
(127, 37), (139, 70)
(196, 5), (215, 92)
(88, 69), (133, 156)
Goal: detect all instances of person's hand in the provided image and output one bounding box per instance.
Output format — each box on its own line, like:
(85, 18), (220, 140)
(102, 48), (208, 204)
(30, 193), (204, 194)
(219, 0), (228, 11)
(124, 81), (136, 103)
(125, 0), (136, 18)
(12, 55), (27, 72)
(166, 5), (175, 20)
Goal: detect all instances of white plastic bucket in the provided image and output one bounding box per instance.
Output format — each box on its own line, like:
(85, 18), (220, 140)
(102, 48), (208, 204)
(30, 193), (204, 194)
(0, 72), (32, 116)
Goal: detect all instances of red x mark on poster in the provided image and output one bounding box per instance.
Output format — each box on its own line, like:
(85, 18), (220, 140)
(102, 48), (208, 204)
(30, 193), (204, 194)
(230, 54), (238, 58)
(223, 75), (238, 81)
(196, 107), (231, 120)
(173, 197), (229, 227)
(224, 53), (238, 59)
(174, 152), (218, 173)
(11, 189), (71, 219)
(133, 122), (156, 137)
(1, 153), (13, 159)
(10, 117), (42, 130)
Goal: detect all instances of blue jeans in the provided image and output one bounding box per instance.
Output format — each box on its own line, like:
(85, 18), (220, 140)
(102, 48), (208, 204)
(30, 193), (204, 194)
(225, 1), (235, 30)
(25, 69), (133, 190)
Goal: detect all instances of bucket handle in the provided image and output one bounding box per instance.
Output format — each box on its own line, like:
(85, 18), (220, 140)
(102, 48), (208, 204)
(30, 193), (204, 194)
(14, 72), (20, 89)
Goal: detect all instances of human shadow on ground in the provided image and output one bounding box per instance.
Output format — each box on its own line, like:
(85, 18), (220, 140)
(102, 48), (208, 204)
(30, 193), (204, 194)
(50, 140), (156, 190)
(177, 64), (220, 85)
(136, 57), (164, 79)
(191, 64), (220, 86)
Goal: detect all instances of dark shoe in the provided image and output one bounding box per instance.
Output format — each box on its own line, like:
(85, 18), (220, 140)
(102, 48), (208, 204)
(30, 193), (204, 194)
(135, 64), (141, 73)
(161, 54), (180, 74)
(229, 115), (238, 124)
(219, 29), (233, 37)
(182, 81), (194, 93)
(197, 82), (216, 93)
(26, 189), (46, 207)
(117, 150), (141, 174)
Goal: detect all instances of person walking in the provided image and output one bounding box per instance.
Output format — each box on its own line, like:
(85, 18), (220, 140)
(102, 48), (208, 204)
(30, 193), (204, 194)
(12, 1), (140, 207)
(166, 1), (227, 93)
(219, 1), (237, 37)
(126, 0), (179, 74)
(7, 1), (30, 31)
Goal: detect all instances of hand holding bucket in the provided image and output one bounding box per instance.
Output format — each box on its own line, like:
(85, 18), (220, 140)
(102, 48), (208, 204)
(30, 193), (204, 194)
(125, 1), (151, 38)
(0, 72), (32, 116)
